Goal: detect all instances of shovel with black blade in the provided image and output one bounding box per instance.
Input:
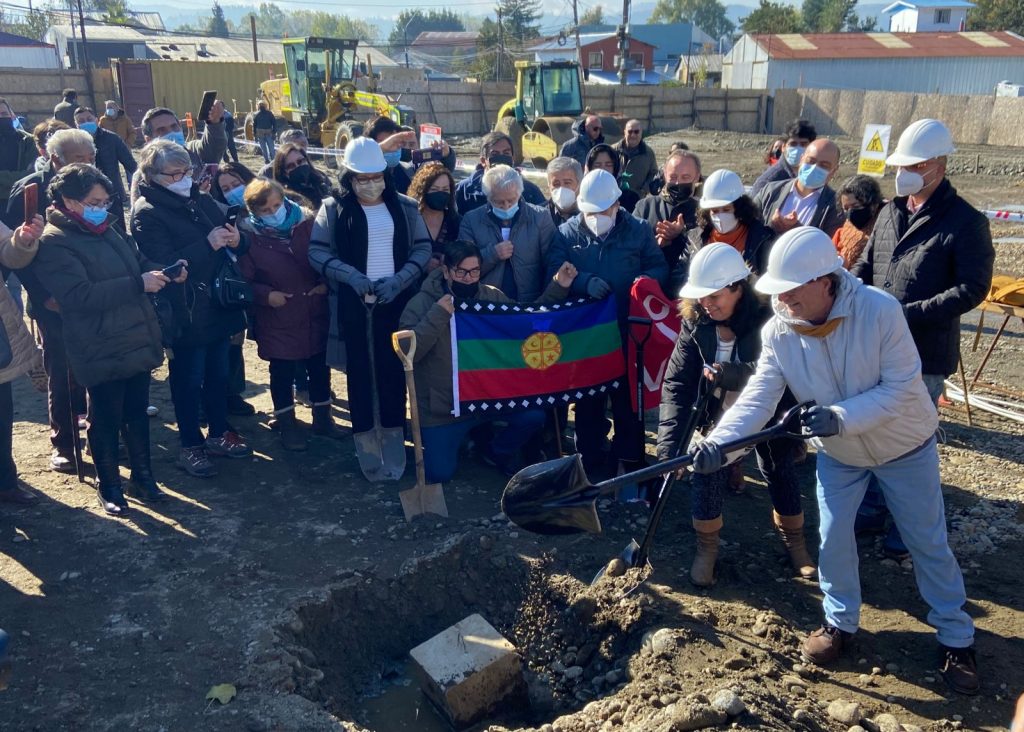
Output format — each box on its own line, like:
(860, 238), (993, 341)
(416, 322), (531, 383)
(501, 401), (814, 541)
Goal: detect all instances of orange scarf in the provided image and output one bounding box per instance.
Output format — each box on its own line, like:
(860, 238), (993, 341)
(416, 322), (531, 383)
(792, 317), (844, 337)
(710, 223), (748, 254)
(833, 221), (869, 270)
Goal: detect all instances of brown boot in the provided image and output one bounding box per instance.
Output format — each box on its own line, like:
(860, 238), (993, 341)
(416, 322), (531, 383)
(801, 624), (850, 665)
(774, 510), (817, 579)
(275, 408), (308, 452)
(690, 516), (722, 587)
(311, 403), (350, 440)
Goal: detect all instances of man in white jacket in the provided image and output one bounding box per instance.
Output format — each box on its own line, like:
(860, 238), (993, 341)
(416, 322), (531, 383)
(689, 227), (978, 695)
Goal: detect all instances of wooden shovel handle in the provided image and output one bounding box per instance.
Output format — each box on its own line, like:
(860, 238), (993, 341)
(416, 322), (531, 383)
(392, 329), (416, 371)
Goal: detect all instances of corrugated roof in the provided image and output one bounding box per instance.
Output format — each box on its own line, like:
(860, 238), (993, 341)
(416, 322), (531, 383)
(680, 54), (724, 73)
(529, 32), (656, 52)
(750, 31), (1024, 59)
(881, 0), (974, 10)
(0, 30), (53, 47)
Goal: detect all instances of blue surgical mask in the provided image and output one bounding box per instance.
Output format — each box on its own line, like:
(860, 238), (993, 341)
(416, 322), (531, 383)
(261, 202), (288, 228)
(784, 145), (804, 167)
(81, 205), (108, 226)
(798, 163), (829, 191)
(105, 108), (117, 118)
(78, 121), (98, 134)
(491, 203), (518, 221)
(224, 185), (246, 207)
(383, 150), (402, 168)
(163, 130), (186, 147)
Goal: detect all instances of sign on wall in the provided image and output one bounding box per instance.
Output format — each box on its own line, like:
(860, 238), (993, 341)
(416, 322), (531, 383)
(857, 124), (892, 177)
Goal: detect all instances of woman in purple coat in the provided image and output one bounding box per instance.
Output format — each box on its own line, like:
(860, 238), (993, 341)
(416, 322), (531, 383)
(238, 179), (344, 450)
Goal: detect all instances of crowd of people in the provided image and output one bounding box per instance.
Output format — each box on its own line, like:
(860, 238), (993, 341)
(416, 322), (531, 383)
(0, 90), (999, 696)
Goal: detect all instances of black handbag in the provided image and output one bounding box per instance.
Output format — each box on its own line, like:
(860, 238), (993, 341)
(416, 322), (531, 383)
(212, 249), (254, 310)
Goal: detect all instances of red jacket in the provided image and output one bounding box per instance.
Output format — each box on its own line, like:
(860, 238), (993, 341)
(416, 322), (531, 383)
(238, 217), (329, 361)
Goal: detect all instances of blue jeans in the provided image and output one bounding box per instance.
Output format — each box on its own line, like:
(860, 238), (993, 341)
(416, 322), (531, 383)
(816, 438), (974, 648)
(168, 339), (231, 448)
(422, 410), (546, 483)
(257, 133), (275, 163)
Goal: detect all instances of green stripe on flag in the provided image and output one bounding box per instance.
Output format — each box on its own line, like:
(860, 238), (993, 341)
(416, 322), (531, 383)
(457, 319), (621, 372)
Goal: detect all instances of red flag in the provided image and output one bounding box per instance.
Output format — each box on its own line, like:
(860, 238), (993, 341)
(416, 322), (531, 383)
(627, 277), (682, 411)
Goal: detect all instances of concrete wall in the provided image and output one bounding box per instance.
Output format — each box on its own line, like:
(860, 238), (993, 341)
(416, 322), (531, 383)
(0, 67), (115, 124)
(374, 79), (767, 135)
(773, 87), (1024, 147)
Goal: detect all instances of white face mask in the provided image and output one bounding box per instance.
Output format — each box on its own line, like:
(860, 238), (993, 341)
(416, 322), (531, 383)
(550, 186), (576, 211)
(710, 212), (738, 234)
(585, 213), (614, 237)
(894, 167), (927, 197)
(164, 176), (193, 197)
(353, 178), (385, 201)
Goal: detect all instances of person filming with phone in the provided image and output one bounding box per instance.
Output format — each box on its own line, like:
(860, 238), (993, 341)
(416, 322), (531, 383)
(33, 164), (188, 515)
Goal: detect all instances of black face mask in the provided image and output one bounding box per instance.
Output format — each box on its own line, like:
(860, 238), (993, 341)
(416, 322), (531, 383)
(424, 191), (451, 211)
(664, 183), (693, 202)
(487, 153), (514, 168)
(400, 148), (413, 163)
(287, 164), (312, 186)
(846, 206), (873, 229)
(449, 280), (479, 298)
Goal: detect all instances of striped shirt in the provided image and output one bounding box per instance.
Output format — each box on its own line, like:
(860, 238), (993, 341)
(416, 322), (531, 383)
(362, 203), (395, 280)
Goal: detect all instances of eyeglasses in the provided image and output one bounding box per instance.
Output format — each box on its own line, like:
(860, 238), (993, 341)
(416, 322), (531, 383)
(452, 266), (481, 280)
(354, 174), (384, 184)
(588, 126), (602, 132)
(159, 170), (190, 182)
(81, 199), (113, 210)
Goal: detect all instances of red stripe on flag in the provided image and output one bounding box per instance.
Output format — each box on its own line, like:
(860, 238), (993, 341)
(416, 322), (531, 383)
(459, 352), (625, 401)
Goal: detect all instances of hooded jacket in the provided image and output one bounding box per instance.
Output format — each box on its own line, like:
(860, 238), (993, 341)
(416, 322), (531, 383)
(458, 201), (555, 302)
(850, 179), (993, 377)
(559, 118), (603, 168)
(33, 209), (164, 387)
(706, 269), (938, 468)
(398, 268), (569, 426)
(613, 139), (658, 197)
(99, 109), (137, 147)
(546, 208), (668, 326)
(453, 165), (546, 216)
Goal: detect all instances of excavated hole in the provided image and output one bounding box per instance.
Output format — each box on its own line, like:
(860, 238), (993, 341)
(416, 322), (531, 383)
(265, 532), (657, 731)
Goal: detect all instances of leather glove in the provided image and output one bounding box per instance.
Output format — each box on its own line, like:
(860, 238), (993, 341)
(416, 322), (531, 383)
(801, 405), (841, 437)
(689, 440), (723, 475)
(373, 277), (403, 304)
(347, 273), (373, 297)
(586, 276), (612, 299)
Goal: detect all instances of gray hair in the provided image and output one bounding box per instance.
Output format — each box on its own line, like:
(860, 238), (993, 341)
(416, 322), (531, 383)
(45, 129), (95, 163)
(279, 128), (307, 146)
(482, 164), (523, 199)
(546, 156), (582, 183)
(138, 138), (192, 183)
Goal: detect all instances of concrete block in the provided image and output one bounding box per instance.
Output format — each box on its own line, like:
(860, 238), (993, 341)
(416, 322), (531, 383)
(410, 613), (525, 729)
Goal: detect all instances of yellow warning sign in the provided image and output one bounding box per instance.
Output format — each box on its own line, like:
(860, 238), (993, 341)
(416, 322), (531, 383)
(857, 124), (891, 179)
(865, 131), (884, 153)
(858, 158), (886, 175)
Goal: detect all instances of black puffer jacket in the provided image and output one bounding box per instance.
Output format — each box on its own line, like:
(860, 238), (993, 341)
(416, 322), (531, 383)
(33, 209), (164, 387)
(131, 181), (249, 347)
(657, 292), (793, 459)
(851, 179), (994, 376)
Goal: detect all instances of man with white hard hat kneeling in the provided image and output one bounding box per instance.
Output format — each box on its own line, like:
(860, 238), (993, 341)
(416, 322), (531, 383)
(689, 226), (979, 695)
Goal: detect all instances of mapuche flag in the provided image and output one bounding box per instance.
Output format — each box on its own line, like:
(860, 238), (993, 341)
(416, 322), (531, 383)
(450, 297), (625, 417)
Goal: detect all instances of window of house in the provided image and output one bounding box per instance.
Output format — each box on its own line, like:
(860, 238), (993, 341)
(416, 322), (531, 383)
(630, 52), (643, 67)
(588, 51), (603, 69)
(934, 8), (951, 23)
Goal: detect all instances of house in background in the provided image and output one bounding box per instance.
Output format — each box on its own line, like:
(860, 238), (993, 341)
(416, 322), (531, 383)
(723, 31), (1024, 95)
(883, 0), (974, 32)
(579, 22), (717, 73)
(678, 53), (724, 87)
(528, 32), (667, 84)
(0, 30), (58, 69)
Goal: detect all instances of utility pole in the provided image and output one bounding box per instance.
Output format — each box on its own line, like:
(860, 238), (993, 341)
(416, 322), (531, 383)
(618, 0), (630, 86)
(75, 0), (96, 105)
(250, 15), (258, 62)
(572, 0), (582, 67)
(496, 7), (504, 82)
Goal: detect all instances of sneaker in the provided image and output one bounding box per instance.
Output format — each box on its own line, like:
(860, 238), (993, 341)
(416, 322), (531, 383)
(49, 450), (76, 474)
(205, 431), (252, 459)
(177, 447), (218, 478)
(939, 645), (979, 695)
(226, 394), (256, 417)
(801, 625), (851, 666)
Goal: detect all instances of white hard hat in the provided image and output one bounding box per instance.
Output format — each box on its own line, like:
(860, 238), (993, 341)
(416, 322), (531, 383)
(343, 137), (386, 174)
(755, 227), (843, 295)
(885, 118), (956, 167)
(577, 169), (621, 213)
(679, 243), (751, 299)
(699, 169), (745, 209)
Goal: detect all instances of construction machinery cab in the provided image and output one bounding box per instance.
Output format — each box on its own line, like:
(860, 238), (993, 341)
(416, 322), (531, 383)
(496, 60), (620, 169)
(281, 37), (358, 127)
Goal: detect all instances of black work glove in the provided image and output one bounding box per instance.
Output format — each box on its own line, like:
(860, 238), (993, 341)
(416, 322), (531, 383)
(586, 276), (612, 299)
(689, 440), (723, 475)
(801, 406), (841, 437)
